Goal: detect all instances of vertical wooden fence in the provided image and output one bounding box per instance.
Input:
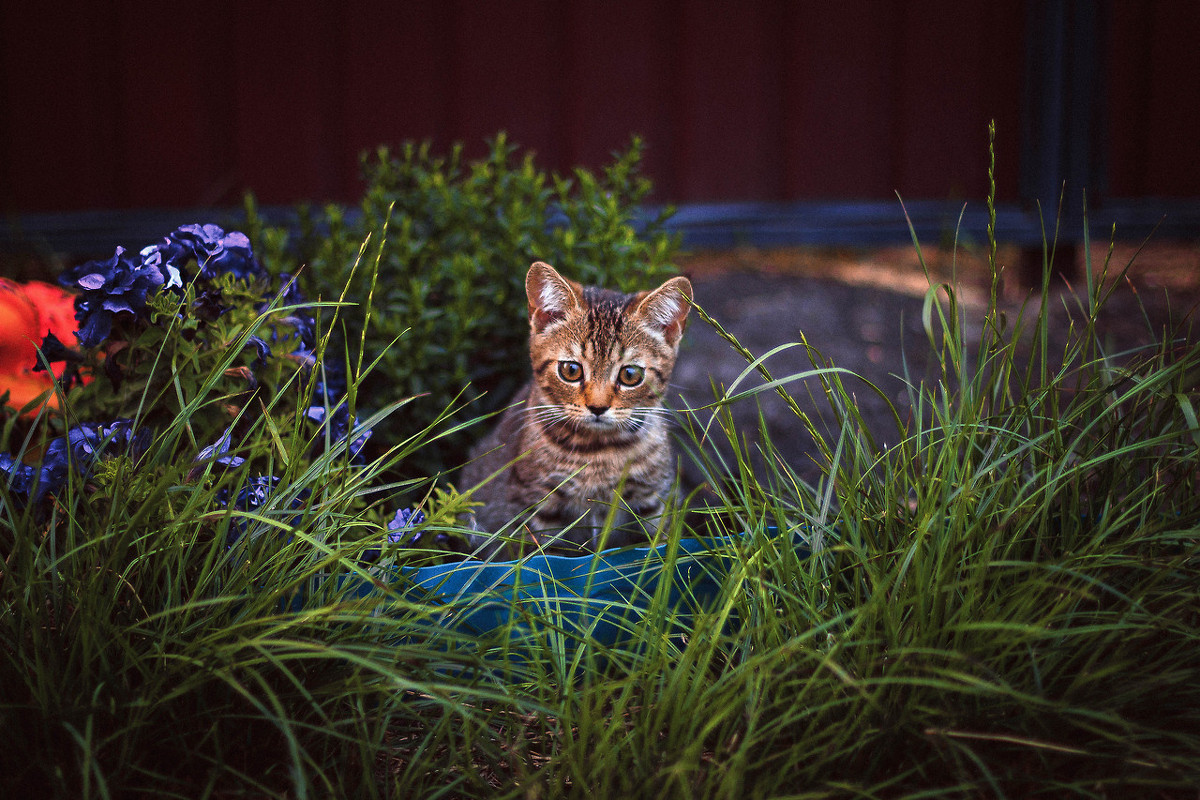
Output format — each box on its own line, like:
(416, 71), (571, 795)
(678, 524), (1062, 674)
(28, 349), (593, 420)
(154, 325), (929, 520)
(1, 0), (1197, 248)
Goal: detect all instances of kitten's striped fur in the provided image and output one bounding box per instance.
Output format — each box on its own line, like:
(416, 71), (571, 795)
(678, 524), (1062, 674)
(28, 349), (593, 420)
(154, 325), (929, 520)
(463, 262), (692, 559)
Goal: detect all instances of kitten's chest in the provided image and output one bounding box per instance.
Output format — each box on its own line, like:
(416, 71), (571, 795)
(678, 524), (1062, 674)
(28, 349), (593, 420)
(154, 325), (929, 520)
(544, 456), (640, 497)
(524, 422), (668, 508)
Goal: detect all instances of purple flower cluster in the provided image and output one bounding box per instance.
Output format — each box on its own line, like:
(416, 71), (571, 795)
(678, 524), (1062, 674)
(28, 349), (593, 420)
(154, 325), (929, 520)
(153, 224), (266, 283)
(362, 507), (442, 562)
(64, 418), (152, 469)
(60, 247), (167, 347)
(58, 223), (268, 347)
(1, 223), (441, 566)
(0, 419), (149, 506)
(216, 474), (312, 546)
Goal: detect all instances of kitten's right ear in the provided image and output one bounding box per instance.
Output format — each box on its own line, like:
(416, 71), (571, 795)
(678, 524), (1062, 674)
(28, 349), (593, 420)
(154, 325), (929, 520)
(526, 262), (582, 333)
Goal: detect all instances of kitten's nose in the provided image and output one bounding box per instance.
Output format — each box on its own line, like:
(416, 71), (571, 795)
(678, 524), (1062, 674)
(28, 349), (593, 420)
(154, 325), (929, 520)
(587, 405), (609, 418)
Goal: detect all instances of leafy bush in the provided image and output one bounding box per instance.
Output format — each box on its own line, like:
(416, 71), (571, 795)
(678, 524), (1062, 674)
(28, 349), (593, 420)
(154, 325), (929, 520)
(246, 134), (681, 478)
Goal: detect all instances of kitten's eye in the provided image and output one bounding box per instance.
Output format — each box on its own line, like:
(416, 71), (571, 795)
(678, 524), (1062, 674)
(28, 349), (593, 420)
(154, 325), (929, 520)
(558, 361), (583, 382)
(617, 365), (645, 387)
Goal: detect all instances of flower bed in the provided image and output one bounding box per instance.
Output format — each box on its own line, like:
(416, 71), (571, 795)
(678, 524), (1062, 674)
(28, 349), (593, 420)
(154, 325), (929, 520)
(0, 223), (413, 558)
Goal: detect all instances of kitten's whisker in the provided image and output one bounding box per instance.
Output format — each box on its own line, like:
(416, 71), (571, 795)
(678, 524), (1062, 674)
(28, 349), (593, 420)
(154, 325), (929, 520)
(518, 403), (588, 437)
(517, 407), (571, 436)
(521, 405), (560, 419)
(522, 405), (563, 417)
(625, 407), (677, 434)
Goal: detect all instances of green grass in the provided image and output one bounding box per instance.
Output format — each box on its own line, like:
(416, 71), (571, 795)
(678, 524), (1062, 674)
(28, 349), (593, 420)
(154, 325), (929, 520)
(3, 178), (1199, 795)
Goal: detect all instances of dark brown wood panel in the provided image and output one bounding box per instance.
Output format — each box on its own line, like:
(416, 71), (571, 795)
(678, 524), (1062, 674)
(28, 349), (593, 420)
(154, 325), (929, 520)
(782, 1), (904, 200)
(1107, 0), (1200, 197)
(0, 0), (1193, 217)
(892, 1), (1025, 201)
(230, 5), (345, 205)
(339, 2), (454, 185)
(560, 2), (679, 196)
(3, 2), (124, 211)
(671, 2), (787, 201)
(116, 0), (239, 208)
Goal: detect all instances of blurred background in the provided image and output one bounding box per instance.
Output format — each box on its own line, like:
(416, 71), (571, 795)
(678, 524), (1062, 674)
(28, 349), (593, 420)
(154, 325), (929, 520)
(3, 0), (1199, 257)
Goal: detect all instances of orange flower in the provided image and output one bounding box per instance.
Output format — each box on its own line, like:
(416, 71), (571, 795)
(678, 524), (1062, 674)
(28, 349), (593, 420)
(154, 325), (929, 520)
(0, 278), (78, 413)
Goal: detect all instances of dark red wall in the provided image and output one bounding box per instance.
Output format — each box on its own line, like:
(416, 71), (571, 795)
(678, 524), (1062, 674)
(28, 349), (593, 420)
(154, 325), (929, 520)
(1, 1), (1194, 215)
(1106, 0), (1200, 197)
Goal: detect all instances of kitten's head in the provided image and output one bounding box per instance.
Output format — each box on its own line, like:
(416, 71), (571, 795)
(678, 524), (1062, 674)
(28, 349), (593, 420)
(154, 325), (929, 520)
(524, 261), (692, 432)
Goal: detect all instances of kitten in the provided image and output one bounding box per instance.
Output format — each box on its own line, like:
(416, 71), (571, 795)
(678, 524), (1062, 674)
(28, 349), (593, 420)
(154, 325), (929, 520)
(462, 261), (692, 559)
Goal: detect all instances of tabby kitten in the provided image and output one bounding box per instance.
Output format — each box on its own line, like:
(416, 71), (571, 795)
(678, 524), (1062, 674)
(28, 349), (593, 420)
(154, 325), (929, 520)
(462, 261), (692, 559)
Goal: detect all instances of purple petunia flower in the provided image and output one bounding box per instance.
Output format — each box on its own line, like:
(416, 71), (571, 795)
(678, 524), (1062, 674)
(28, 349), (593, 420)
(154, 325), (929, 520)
(274, 273), (305, 309)
(0, 452), (37, 500)
(65, 419), (151, 473)
(305, 403), (372, 461)
(158, 224), (267, 283)
(362, 507), (429, 562)
(36, 439), (72, 499)
(59, 246), (167, 346)
(217, 474), (311, 546)
(280, 314), (317, 350)
(246, 336), (272, 370)
(138, 244), (184, 290)
(195, 428), (247, 471)
(229, 475), (279, 510)
(0, 418), (149, 507)
(388, 507), (428, 543)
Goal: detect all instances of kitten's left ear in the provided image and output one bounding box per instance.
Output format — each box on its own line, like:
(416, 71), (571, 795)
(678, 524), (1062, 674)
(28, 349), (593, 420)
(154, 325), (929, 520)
(633, 276), (693, 347)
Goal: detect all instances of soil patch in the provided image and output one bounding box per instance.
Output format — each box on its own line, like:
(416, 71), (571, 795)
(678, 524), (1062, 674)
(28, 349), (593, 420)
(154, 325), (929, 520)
(671, 242), (1200, 487)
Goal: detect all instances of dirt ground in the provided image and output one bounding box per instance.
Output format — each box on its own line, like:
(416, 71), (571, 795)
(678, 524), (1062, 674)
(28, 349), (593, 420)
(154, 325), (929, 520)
(670, 241), (1200, 487)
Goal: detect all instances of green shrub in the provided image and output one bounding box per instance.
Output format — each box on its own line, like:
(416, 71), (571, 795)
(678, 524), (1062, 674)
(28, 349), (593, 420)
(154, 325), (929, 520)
(246, 135), (681, 479)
